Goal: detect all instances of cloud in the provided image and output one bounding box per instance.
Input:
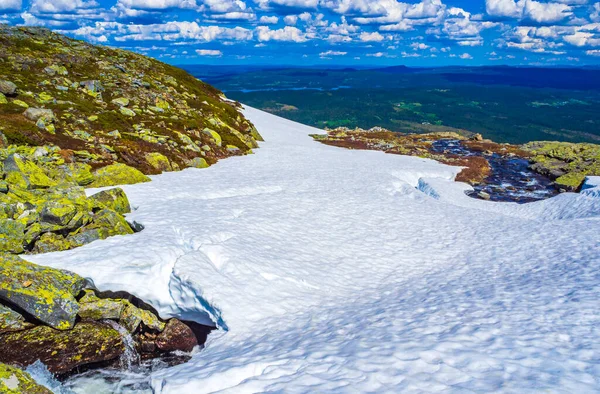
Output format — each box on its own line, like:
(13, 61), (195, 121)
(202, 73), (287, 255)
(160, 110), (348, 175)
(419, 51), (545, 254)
(256, 25), (308, 42)
(586, 49), (600, 55)
(0, 0), (21, 12)
(116, 0), (196, 11)
(259, 15), (279, 24)
(485, 0), (573, 24)
(195, 49), (223, 56)
(284, 15), (298, 25)
(359, 31), (384, 42)
(459, 52), (473, 59)
(319, 50), (347, 57)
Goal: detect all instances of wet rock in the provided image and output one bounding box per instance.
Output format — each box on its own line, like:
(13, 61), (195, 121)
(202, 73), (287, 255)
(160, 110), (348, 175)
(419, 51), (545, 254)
(0, 322), (125, 375)
(78, 292), (125, 321)
(0, 80), (17, 96)
(477, 191), (491, 200)
(120, 301), (165, 333)
(155, 319), (198, 353)
(0, 254), (85, 330)
(0, 363), (51, 393)
(88, 188), (131, 214)
(0, 304), (34, 334)
(90, 163), (150, 188)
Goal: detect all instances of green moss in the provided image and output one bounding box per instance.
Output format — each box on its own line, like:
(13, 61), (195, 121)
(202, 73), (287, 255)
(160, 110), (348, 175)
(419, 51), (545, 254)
(90, 163), (150, 187)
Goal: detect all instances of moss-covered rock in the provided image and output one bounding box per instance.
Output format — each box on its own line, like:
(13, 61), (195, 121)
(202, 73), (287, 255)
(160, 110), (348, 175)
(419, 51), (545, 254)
(188, 157), (209, 169)
(0, 363), (51, 394)
(3, 154), (56, 190)
(30, 232), (74, 254)
(120, 301), (165, 333)
(0, 254), (85, 330)
(0, 321), (125, 375)
(90, 163), (150, 187)
(145, 152), (172, 172)
(522, 141), (600, 190)
(78, 291), (125, 321)
(88, 188), (131, 214)
(67, 208), (133, 247)
(0, 220), (27, 254)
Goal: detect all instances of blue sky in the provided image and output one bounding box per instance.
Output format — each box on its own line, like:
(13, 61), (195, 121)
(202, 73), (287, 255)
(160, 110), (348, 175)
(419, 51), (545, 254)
(1, 0), (600, 66)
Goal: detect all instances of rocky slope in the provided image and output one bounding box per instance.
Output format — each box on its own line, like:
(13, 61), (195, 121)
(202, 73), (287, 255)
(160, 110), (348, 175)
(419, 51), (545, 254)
(0, 25), (261, 174)
(0, 25), (256, 388)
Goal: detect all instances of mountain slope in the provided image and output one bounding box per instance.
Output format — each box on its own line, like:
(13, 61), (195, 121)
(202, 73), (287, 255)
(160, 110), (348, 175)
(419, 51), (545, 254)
(30, 107), (600, 393)
(0, 25), (261, 174)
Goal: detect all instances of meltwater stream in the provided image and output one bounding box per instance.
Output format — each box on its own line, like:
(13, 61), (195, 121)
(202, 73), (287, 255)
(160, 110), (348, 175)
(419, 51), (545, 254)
(431, 139), (559, 203)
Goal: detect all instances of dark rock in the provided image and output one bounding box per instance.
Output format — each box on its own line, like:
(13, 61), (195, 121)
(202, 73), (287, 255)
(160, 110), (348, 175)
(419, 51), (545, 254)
(0, 321), (125, 375)
(155, 319), (198, 353)
(0, 304), (34, 334)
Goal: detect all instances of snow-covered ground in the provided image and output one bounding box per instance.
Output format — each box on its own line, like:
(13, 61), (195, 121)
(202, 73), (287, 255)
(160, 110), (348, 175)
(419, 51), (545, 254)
(30, 107), (600, 393)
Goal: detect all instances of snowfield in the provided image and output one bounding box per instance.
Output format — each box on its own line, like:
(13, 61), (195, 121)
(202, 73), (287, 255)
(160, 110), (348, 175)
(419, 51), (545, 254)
(30, 107), (600, 393)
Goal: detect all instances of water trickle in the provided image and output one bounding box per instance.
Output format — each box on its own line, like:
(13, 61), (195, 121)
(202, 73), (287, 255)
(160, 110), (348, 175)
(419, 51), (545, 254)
(25, 361), (73, 394)
(104, 320), (140, 371)
(431, 139), (558, 203)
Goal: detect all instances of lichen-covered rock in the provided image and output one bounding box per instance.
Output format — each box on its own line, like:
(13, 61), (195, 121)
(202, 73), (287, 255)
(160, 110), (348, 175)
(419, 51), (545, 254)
(0, 304), (34, 334)
(67, 208), (133, 247)
(0, 322), (125, 375)
(188, 157), (209, 169)
(0, 80), (17, 96)
(78, 291), (125, 321)
(30, 233), (74, 254)
(0, 363), (51, 394)
(0, 93), (7, 104)
(202, 128), (222, 147)
(22, 108), (54, 123)
(88, 188), (131, 214)
(120, 301), (165, 333)
(0, 254), (85, 330)
(0, 220), (27, 254)
(145, 152), (172, 173)
(522, 141), (600, 190)
(90, 163), (150, 187)
(3, 154), (57, 190)
(111, 97), (130, 107)
(155, 319), (198, 352)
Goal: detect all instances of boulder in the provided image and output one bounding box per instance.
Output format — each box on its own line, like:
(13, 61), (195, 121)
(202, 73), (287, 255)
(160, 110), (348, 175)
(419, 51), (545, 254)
(0, 322), (125, 375)
(120, 301), (165, 333)
(80, 80), (103, 93)
(30, 233), (74, 254)
(188, 157), (209, 169)
(0, 220), (26, 253)
(78, 298), (125, 321)
(23, 108), (54, 123)
(88, 188), (131, 214)
(0, 93), (7, 104)
(202, 128), (222, 147)
(3, 154), (57, 190)
(0, 363), (51, 394)
(39, 200), (78, 227)
(0, 304), (34, 334)
(119, 107), (136, 117)
(0, 80), (17, 96)
(0, 254), (85, 330)
(155, 319), (198, 352)
(111, 97), (129, 107)
(90, 163), (150, 187)
(66, 208), (133, 247)
(145, 152), (172, 172)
